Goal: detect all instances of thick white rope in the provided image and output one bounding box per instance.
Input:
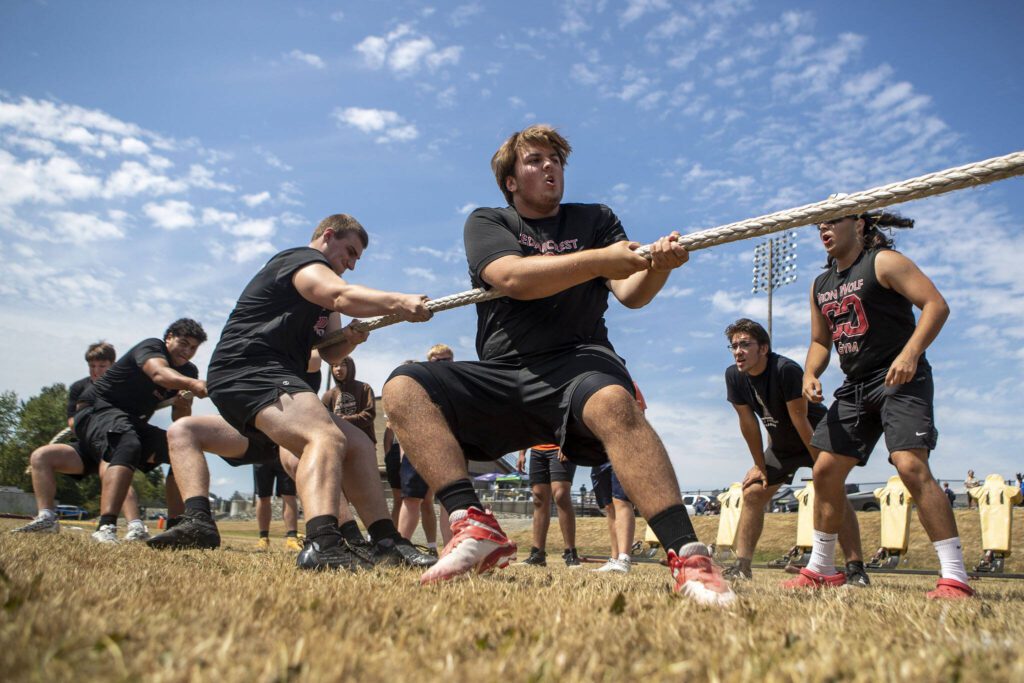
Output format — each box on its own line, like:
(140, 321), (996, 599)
(317, 149), (1024, 348)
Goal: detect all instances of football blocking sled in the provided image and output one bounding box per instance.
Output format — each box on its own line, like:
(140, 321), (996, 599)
(868, 476), (914, 569)
(970, 474), (1023, 573)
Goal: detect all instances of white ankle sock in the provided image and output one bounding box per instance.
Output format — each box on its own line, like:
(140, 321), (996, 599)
(806, 530), (838, 575)
(933, 537), (970, 584)
(39, 508), (57, 520)
(617, 553), (631, 562)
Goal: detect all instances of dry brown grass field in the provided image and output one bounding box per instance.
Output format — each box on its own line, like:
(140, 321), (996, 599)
(2, 510), (1024, 683)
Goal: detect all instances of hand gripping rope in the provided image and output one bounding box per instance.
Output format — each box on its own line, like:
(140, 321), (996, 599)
(315, 149), (1024, 351)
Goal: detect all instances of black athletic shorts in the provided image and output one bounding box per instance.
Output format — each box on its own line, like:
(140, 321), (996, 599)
(764, 447), (814, 486)
(385, 443), (402, 490)
(208, 363), (316, 441)
(400, 455), (429, 499)
(219, 431), (283, 468)
(387, 345), (635, 467)
(529, 447), (577, 486)
(253, 460), (296, 498)
(591, 462), (629, 508)
(74, 405), (170, 472)
(811, 364), (937, 464)
(64, 441), (100, 481)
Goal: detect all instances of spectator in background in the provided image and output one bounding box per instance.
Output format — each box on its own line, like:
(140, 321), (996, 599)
(943, 482), (956, 508)
(964, 470), (981, 509)
(1017, 473), (1023, 506)
(518, 443), (579, 567)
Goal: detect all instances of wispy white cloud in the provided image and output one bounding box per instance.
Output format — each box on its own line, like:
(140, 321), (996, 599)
(284, 49), (325, 69)
(144, 199), (195, 230)
(332, 107), (419, 144)
(450, 3), (483, 27)
(354, 24), (462, 75)
(242, 191), (271, 207)
(403, 266), (437, 281)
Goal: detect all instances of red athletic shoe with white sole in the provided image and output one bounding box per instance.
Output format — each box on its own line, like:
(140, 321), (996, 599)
(926, 578), (975, 600)
(781, 567), (847, 589)
(420, 507), (517, 585)
(667, 542), (736, 607)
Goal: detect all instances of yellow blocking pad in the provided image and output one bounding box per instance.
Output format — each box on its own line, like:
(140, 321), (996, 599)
(794, 483), (815, 549)
(643, 523), (658, 546)
(969, 474), (1023, 554)
(715, 483), (744, 548)
(873, 475), (914, 553)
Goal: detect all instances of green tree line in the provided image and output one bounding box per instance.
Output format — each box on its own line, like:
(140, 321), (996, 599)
(0, 385), (166, 512)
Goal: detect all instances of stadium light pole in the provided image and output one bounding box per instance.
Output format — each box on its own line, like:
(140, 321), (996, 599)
(752, 231), (799, 339)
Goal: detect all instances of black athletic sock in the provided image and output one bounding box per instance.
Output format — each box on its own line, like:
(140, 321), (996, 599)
(338, 520), (363, 544)
(648, 504), (699, 553)
(259, 530), (270, 539)
(166, 516), (182, 529)
(184, 496), (212, 519)
(98, 514), (117, 529)
(285, 530), (298, 538)
(435, 479), (482, 515)
(846, 560), (865, 572)
(367, 519), (403, 545)
(306, 515), (341, 549)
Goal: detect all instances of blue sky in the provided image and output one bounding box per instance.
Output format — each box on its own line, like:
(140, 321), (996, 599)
(1, 1), (1022, 498)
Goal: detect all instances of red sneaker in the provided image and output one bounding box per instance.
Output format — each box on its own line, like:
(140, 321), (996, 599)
(926, 578), (975, 600)
(781, 567), (847, 589)
(667, 543), (736, 607)
(419, 507), (517, 585)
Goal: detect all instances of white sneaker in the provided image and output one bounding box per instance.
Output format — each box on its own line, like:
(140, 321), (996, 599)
(124, 522), (150, 542)
(594, 557), (631, 573)
(91, 524), (119, 544)
(12, 512), (60, 534)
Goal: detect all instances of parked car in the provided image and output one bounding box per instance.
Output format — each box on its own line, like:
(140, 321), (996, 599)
(769, 483), (881, 512)
(682, 494), (713, 515)
(55, 505), (89, 520)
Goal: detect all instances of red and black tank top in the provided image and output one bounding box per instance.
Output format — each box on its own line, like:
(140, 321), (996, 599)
(812, 249), (919, 381)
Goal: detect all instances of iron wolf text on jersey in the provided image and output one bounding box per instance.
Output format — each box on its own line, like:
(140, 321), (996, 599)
(519, 233), (580, 255)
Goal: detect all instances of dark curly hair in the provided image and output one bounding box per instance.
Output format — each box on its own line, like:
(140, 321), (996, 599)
(724, 318), (771, 351)
(164, 318), (208, 343)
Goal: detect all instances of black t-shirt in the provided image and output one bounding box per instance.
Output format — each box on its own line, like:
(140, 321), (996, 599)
(813, 249), (921, 381)
(85, 338), (198, 421)
(465, 204), (627, 361)
(67, 377), (91, 418)
(210, 247), (332, 376)
(725, 352), (826, 455)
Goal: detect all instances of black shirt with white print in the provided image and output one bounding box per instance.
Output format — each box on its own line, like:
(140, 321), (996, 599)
(725, 352), (826, 455)
(465, 204), (627, 361)
(83, 338), (198, 421)
(210, 247), (331, 377)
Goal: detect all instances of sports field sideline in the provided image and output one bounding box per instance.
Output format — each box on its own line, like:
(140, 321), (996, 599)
(2, 510), (1023, 682)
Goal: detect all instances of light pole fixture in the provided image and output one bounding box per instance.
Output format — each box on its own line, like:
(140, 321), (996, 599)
(752, 231), (799, 339)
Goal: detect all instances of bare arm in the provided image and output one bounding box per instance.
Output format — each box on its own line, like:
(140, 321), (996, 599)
(142, 357), (207, 398)
(607, 232), (689, 308)
(292, 262), (431, 321)
(875, 250), (950, 386)
(318, 314), (370, 366)
(517, 449), (527, 474)
(784, 397), (818, 457)
(733, 404), (768, 490)
(803, 283), (832, 403)
(171, 393), (193, 421)
(480, 241), (650, 300)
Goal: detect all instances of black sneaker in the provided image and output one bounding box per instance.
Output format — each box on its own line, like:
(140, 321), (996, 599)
(723, 563), (752, 581)
(372, 537), (438, 568)
(146, 510), (220, 550)
(296, 535), (375, 572)
(522, 547), (547, 566)
(845, 561), (871, 588)
(563, 548), (581, 567)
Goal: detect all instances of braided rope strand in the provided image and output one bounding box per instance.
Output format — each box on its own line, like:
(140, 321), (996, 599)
(315, 149), (1024, 347)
